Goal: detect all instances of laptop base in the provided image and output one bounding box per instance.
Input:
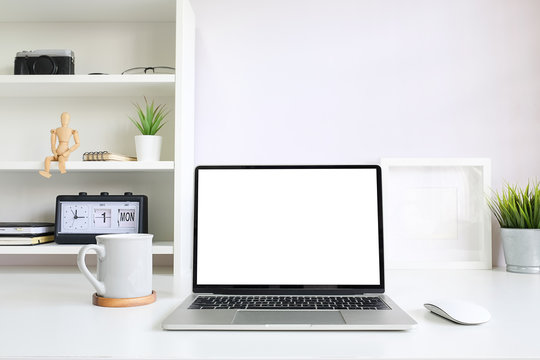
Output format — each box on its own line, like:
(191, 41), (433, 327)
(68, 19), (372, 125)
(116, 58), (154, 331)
(162, 294), (417, 331)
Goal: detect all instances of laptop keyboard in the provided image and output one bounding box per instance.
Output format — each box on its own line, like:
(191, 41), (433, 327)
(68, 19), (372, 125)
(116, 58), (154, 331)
(188, 295), (391, 310)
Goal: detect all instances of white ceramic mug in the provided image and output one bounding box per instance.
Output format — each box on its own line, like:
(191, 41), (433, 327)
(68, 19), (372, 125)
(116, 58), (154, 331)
(77, 233), (153, 299)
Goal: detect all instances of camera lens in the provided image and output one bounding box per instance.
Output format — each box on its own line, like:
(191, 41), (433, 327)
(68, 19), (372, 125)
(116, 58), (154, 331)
(33, 55), (58, 74)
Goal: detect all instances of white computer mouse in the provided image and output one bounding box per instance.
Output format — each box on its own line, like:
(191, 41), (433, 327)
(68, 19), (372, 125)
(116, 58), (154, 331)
(424, 299), (491, 325)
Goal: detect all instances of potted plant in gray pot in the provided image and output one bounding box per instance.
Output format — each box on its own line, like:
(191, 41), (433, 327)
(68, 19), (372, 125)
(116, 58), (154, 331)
(129, 97), (169, 161)
(488, 181), (540, 274)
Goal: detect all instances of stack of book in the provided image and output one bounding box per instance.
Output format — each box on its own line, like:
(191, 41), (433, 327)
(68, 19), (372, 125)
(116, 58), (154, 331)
(0, 222), (55, 245)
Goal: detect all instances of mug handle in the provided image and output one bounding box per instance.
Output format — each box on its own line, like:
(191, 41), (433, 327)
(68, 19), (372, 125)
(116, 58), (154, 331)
(77, 244), (106, 296)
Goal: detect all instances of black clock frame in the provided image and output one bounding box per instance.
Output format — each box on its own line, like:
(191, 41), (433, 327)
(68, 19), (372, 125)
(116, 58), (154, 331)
(54, 192), (148, 244)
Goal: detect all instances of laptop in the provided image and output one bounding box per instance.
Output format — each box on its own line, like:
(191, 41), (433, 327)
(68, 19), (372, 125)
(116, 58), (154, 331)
(162, 165), (417, 330)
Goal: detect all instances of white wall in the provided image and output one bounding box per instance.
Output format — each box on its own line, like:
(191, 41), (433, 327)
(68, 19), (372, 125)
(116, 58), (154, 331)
(191, 0), (540, 266)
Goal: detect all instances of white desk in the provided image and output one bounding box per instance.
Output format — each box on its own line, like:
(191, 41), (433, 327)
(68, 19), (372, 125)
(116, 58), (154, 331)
(0, 266), (538, 360)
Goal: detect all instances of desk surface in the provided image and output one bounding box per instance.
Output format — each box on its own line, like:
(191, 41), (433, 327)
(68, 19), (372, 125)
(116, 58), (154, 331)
(0, 266), (538, 360)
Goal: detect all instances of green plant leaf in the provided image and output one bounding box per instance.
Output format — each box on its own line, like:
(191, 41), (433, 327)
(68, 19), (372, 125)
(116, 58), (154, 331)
(129, 116), (144, 134)
(129, 97), (169, 135)
(534, 186), (540, 227)
(149, 104), (170, 135)
(488, 180), (540, 229)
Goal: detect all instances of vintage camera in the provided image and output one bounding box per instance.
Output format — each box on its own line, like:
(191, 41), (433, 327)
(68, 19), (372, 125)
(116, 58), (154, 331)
(14, 49), (75, 75)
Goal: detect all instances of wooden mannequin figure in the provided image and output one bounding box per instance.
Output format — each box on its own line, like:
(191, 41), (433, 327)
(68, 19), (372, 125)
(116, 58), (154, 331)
(39, 112), (80, 178)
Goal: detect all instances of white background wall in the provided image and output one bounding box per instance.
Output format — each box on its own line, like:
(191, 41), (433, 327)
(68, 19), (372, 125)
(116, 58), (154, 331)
(191, 0), (540, 266)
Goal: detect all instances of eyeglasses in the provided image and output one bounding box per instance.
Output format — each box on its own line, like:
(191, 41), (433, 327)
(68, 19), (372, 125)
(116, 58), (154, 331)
(121, 66), (175, 75)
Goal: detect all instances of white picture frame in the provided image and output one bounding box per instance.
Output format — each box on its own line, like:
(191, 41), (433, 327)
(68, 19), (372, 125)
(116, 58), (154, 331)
(380, 158), (492, 269)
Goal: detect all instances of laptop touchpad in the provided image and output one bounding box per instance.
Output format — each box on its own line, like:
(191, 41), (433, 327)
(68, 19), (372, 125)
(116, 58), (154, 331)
(232, 311), (345, 325)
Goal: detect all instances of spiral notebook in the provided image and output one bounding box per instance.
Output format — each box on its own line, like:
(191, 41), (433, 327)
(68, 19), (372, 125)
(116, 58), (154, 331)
(82, 151), (136, 161)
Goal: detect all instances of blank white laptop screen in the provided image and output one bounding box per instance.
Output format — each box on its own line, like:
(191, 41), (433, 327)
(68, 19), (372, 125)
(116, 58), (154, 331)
(196, 167), (381, 286)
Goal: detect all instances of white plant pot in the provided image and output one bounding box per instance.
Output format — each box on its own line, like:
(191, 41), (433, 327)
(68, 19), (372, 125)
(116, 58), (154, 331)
(135, 135), (162, 162)
(500, 228), (540, 274)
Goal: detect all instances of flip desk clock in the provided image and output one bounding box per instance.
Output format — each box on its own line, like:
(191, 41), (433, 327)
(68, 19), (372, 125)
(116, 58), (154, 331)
(54, 192), (148, 244)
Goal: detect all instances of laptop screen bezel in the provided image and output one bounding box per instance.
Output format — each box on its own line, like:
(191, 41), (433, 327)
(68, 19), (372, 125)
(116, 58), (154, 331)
(192, 165), (385, 295)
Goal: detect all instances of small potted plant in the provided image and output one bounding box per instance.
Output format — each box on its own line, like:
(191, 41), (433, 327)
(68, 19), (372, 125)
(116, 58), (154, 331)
(129, 97), (169, 161)
(488, 181), (540, 273)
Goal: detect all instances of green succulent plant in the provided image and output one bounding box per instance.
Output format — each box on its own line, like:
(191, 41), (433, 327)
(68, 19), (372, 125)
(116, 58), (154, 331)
(129, 97), (169, 135)
(488, 181), (540, 229)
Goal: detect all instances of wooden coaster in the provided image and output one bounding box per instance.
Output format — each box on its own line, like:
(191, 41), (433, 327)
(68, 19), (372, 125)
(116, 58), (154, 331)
(92, 290), (156, 307)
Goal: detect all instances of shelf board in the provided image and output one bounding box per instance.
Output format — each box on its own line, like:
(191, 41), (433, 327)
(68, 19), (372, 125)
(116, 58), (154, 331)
(0, 241), (173, 255)
(0, 75), (175, 97)
(0, 161), (174, 172)
(0, 0), (176, 23)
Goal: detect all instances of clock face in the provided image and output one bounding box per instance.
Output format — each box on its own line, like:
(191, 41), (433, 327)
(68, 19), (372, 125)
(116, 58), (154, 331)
(58, 201), (140, 234)
(62, 204), (89, 231)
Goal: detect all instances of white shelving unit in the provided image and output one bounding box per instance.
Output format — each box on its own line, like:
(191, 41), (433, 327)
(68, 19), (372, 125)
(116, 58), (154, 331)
(0, 161), (175, 172)
(0, 241), (173, 255)
(0, 74), (175, 97)
(0, 0), (177, 22)
(0, 0), (195, 280)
